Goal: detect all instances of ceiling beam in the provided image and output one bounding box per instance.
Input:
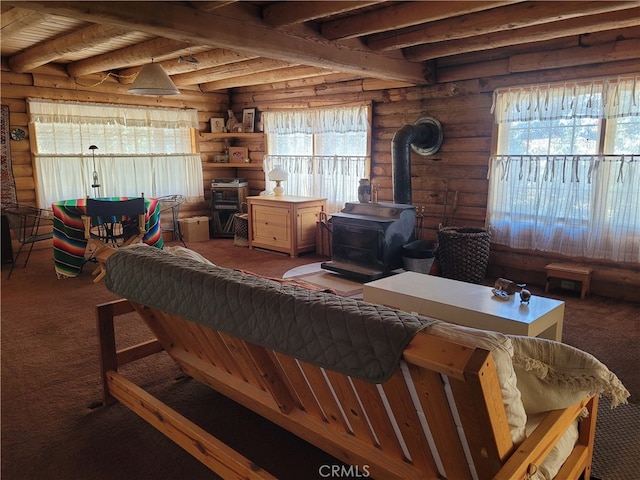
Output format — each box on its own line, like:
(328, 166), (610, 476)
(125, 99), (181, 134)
(200, 65), (333, 92)
(66, 37), (192, 78)
(7, 23), (127, 72)
(117, 49), (258, 83)
(321, 1), (517, 40)
(509, 37), (640, 73)
(233, 72), (362, 94)
(262, 1), (381, 28)
(172, 58), (296, 86)
(367, 1), (637, 51)
(191, 1), (240, 13)
(405, 8), (640, 62)
(10, 1), (428, 85)
(1, 7), (50, 38)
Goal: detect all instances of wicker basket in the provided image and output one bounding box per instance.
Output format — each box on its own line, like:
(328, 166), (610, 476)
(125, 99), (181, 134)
(233, 213), (249, 247)
(437, 226), (490, 284)
(233, 202), (249, 247)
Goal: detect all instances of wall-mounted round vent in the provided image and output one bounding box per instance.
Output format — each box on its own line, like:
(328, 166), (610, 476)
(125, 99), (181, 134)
(411, 117), (443, 156)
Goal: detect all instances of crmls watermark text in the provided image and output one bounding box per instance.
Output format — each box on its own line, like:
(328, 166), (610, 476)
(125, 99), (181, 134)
(318, 464), (371, 478)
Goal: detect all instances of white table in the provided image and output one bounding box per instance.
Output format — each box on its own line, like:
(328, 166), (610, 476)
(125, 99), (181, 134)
(363, 272), (564, 341)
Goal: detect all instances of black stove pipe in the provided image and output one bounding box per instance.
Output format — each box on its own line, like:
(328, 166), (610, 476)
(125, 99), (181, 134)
(391, 121), (441, 204)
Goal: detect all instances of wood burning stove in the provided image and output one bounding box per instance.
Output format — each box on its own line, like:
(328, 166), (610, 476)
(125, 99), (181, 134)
(321, 202), (416, 281)
(322, 116), (443, 282)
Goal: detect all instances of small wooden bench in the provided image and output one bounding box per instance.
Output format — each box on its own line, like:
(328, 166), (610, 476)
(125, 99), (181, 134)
(545, 263), (593, 299)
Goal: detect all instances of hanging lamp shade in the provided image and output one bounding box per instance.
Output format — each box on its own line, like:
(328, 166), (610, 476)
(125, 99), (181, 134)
(128, 63), (180, 95)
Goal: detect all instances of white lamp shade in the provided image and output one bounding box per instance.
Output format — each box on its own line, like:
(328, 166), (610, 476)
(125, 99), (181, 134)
(128, 63), (180, 95)
(268, 165), (288, 181)
(268, 165), (287, 196)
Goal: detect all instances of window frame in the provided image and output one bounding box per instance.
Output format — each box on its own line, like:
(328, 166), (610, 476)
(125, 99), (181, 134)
(263, 105), (372, 212)
(27, 99), (203, 208)
(488, 76), (640, 263)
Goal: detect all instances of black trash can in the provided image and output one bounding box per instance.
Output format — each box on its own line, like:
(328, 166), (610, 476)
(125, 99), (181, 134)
(437, 227), (490, 284)
(401, 240), (436, 274)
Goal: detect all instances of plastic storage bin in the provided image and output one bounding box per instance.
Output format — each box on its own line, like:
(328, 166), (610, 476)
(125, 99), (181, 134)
(401, 240), (436, 274)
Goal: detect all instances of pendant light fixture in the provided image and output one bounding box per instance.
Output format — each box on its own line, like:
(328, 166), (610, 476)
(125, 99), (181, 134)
(128, 62), (180, 96)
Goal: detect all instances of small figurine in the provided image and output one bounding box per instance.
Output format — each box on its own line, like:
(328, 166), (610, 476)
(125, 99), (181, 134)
(494, 277), (526, 295)
(226, 110), (241, 133)
(519, 288), (532, 304)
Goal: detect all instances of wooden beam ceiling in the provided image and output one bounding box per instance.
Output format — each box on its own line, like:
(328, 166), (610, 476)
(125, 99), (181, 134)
(8, 23), (128, 72)
(321, 1), (518, 40)
(405, 7), (640, 61)
(262, 1), (382, 28)
(66, 37), (194, 78)
(173, 58), (297, 86)
(200, 65), (334, 92)
(2, 1), (637, 93)
(0, 7), (50, 38)
(9, 1), (428, 84)
(366, 1), (638, 51)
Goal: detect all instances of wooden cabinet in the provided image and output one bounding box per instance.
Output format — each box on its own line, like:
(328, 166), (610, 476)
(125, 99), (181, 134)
(247, 195), (326, 257)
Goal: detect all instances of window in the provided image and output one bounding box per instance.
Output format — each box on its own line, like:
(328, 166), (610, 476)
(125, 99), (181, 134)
(262, 105), (370, 212)
(28, 99), (203, 208)
(487, 76), (640, 262)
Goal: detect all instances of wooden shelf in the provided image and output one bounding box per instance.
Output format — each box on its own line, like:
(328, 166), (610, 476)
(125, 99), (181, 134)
(199, 132), (265, 176)
(203, 162), (263, 169)
(200, 133), (264, 141)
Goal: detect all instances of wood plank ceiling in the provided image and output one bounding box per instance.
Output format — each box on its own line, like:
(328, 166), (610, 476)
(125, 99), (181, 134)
(2, 1), (638, 93)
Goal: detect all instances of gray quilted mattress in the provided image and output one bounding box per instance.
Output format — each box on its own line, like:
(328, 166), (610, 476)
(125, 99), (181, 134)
(105, 247), (437, 383)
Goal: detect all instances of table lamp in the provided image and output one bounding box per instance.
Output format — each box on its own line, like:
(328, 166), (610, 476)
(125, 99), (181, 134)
(268, 166), (288, 196)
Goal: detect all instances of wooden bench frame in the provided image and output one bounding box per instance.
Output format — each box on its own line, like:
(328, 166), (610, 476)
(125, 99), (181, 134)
(96, 298), (597, 480)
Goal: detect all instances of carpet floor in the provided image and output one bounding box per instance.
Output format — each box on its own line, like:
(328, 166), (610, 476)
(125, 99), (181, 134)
(591, 397), (640, 480)
(2, 239), (638, 479)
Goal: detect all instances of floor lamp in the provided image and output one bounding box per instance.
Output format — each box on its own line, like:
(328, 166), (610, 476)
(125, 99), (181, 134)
(89, 145), (101, 198)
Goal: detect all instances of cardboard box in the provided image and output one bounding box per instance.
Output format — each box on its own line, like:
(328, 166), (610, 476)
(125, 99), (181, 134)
(179, 216), (210, 242)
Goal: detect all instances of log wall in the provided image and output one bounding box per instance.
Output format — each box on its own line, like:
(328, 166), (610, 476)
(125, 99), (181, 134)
(231, 27), (640, 300)
(1, 26), (638, 299)
(0, 62), (229, 218)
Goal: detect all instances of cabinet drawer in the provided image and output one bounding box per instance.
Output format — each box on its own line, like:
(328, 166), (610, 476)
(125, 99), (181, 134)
(251, 205), (291, 248)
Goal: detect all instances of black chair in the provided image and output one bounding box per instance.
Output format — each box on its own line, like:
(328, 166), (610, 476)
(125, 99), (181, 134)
(3, 204), (54, 279)
(157, 194), (186, 247)
(81, 196), (146, 282)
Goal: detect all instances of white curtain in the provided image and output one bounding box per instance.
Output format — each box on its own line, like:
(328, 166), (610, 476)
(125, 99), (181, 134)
(491, 75), (640, 122)
(487, 155), (640, 262)
(35, 153), (203, 204)
(263, 155), (367, 212)
(28, 98), (203, 208)
(488, 76), (640, 262)
(262, 106), (369, 134)
(262, 106), (369, 212)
